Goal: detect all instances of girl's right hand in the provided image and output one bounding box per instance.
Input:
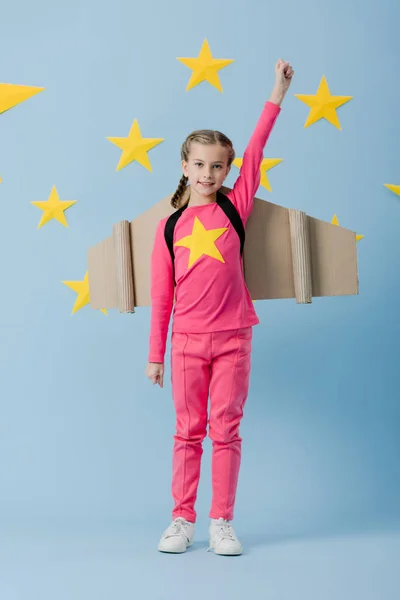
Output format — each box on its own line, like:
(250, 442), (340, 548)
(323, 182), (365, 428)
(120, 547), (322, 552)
(145, 362), (164, 388)
(274, 58), (294, 94)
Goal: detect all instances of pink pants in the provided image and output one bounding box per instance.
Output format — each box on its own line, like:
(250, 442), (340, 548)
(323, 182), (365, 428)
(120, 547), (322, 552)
(170, 327), (253, 523)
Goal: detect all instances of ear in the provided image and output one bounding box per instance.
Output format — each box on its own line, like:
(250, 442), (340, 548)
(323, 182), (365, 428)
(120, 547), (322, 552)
(182, 160), (188, 178)
(225, 165), (231, 179)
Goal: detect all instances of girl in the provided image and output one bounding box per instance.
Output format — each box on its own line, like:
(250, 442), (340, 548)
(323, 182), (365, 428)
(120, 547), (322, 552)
(146, 59), (294, 555)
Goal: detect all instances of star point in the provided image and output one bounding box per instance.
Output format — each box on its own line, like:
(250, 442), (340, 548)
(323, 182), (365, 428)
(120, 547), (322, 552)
(107, 118), (164, 172)
(331, 214), (363, 242)
(233, 157), (283, 192)
(295, 76), (352, 129)
(384, 183), (400, 197)
(31, 185), (76, 228)
(0, 82), (44, 115)
(62, 271), (107, 315)
(175, 216), (228, 268)
(177, 38), (234, 92)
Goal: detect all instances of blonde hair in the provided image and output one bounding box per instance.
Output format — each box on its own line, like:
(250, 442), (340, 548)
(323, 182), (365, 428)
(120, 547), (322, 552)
(170, 129), (235, 209)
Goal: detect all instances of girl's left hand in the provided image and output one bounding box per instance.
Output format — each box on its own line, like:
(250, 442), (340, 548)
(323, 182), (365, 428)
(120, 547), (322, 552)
(275, 59), (294, 94)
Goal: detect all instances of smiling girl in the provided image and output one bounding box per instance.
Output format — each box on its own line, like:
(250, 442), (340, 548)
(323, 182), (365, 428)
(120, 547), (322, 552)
(146, 59), (294, 555)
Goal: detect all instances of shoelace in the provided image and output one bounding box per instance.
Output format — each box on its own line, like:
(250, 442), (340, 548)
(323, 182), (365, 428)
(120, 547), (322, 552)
(206, 519), (236, 552)
(165, 518), (189, 539)
(217, 521), (236, 540)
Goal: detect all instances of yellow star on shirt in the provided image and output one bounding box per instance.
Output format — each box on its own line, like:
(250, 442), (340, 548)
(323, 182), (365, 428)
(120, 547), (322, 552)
(107, 118), (164, 172)
(31, 185), (77, 228)
(0, 82), (44, 115)
(177, 38), (234, 92)
(62, 271), (107, 315)
(295, 76), (352, 130)
(384, 183), (400, 197)
(233, 157), (283, 192)
(331, 214), (363, 241)
(174, 216), (228, 268)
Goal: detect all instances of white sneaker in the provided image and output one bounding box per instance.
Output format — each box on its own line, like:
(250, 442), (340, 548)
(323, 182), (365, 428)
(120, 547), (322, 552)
(158, 517), (195, 553)
(208, 518), (243, 555)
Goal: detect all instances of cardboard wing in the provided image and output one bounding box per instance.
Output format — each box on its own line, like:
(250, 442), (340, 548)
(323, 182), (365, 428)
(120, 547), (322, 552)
(87, 185), (359, 312)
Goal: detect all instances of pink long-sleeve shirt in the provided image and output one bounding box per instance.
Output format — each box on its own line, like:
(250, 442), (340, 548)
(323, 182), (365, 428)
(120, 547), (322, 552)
(148, 100), (281, 363)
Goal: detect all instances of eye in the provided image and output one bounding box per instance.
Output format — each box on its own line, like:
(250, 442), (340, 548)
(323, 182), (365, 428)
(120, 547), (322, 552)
(195, 162), (203, 167)
(214, 165), (222, 169)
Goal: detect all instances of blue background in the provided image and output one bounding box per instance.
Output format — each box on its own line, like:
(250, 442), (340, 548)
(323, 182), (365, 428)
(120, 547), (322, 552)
(0, 0), (399, 598)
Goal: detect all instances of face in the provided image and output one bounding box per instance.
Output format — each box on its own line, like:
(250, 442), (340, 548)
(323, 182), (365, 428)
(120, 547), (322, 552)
(182, 142), (231, 197)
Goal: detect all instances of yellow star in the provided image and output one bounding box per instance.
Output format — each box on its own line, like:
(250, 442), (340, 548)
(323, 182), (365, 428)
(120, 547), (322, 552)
(331, 214), (363, 242)
(177, 38), (234, 92)
(107, 118), (163, 172)
(233, 157), (283, 192)
(62, 271), (107, 315)
(0, 82), (44, 115)
(295, 76), (352, 129)
(174, 216), (228, 268)
(31, 185), (77, 228)
(384, 183), (400, 197)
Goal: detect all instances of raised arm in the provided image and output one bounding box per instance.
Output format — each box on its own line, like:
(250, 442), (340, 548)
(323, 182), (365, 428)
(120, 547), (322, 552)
(228, 59), (294, 223)
(148, 219), (175, 364)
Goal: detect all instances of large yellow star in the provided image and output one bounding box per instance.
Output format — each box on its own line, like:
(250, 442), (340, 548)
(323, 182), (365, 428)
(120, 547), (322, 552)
(62, 271), (107, 315)
(331, 214), (363, 242)
(177, 39), (234, 92)
(107, 119), (164, 172)
(233, 157), (283, 192)
(174, 216), (228, 268)
(384, 183), (400, 197)
(295, 76), (352, 130)
(0, 83), (44, 115)
(31, 185), (77, 228)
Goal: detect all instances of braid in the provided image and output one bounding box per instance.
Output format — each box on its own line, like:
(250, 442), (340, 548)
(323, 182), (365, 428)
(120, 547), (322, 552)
(170, 174), (188, 209)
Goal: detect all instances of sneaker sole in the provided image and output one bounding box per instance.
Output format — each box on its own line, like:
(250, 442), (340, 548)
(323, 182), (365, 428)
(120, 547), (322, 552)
(209, 544), (242, 556)
(158, 541), (193, 554)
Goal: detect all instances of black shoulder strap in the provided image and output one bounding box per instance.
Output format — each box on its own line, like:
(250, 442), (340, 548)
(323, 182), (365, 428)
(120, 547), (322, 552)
(164, 203), (188, 280)
(216, 190), (245, 256)
(164, 192), (245, 283)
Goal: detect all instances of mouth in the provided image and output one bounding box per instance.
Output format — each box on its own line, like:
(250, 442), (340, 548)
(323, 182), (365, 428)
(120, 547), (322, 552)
(199, 182), (214, 187)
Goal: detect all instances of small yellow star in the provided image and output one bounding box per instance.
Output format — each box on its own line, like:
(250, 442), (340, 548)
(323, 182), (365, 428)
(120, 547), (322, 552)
(31, 185), (77, 228)
(0, 82), (44, 115)
(233, 157), (283, 192)
(384, 183), (400, 197)
(107, 118), (164, 172)
(62, 271), (107, 315)
(331, 214), (363, 242)
(175, 216), (228, 268)
(295, 76), (352, 129)
(177, 38), (234, 92)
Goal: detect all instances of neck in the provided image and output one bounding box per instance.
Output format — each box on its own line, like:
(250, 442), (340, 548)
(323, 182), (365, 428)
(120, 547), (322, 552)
(187, 188), (217, 207)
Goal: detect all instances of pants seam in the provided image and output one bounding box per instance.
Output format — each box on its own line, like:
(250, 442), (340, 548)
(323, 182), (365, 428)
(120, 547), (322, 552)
(219, 328), (240, 518)
(179, 333), (190, 518)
